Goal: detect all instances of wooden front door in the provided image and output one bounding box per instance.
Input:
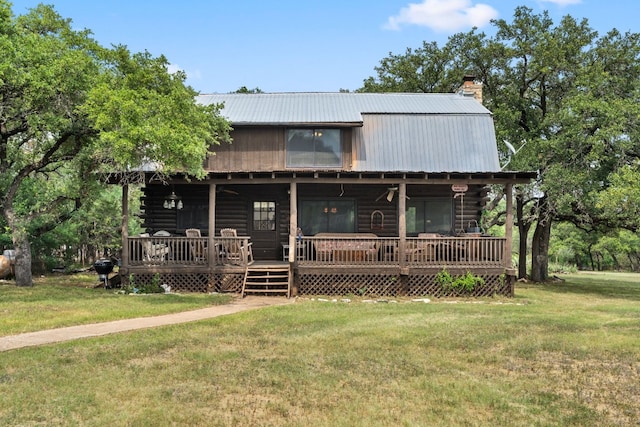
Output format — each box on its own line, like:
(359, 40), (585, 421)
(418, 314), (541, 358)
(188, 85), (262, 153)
(250, 200), (278, 260)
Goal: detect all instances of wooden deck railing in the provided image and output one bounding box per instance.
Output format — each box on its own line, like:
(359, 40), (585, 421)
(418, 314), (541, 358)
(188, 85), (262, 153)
(296, 236), (506, 268)
(127, 236), (253, 267)
(126, 235), (506, 269)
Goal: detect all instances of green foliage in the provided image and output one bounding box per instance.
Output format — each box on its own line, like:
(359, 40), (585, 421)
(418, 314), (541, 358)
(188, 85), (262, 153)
(435, 268), (454, 287)
(436, 269), (485, 292)
(362, 6), (640, 279)
(0, 1), (231, 284)
(233, 86), (263, 93)
(360, 40), (463, 93)
(122, 273), (163, 294)
(83, 47), (231, 178)
(548, 262), (578, 274)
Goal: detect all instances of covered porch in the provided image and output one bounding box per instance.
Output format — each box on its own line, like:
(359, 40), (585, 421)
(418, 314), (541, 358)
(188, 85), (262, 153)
(118, 171), (533, 297)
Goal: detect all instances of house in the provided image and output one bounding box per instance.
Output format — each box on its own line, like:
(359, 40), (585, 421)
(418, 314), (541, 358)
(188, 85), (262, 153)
(118, 90), (535, 297)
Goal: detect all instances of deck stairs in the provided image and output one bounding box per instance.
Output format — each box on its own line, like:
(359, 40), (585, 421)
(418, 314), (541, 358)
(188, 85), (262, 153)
(241, 262), (291, 298)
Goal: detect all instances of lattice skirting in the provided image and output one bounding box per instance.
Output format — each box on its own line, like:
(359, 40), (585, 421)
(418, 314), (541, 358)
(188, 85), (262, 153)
(125, 270), (513, 297)
(297, 272), (404, 297)
(124, 272), (244, 293)
(297, 272), (512, 297)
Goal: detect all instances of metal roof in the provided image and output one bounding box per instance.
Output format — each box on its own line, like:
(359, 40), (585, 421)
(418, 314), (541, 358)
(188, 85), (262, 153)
(196, 92), (492, 125)
(353, 114), (500, 172)
(197, 92), (501, 173)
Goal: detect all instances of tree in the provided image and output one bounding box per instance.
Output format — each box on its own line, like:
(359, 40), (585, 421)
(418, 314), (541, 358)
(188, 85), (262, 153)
(0, 2), (231, 286)
(233, 86), (263, 93)
(361, 6), (640, 281)
(360, 41), (462, 93)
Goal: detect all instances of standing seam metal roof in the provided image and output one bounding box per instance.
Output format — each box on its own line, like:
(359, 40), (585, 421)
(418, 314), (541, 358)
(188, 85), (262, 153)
(196, 92), (500, 173)
(196, 92), (492, 125)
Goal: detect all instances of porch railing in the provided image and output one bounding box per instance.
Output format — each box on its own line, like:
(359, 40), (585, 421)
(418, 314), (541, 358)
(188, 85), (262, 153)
(296, 236), (506, 268)
(126, 235), (506, 269)
(127, 236), (253, 267)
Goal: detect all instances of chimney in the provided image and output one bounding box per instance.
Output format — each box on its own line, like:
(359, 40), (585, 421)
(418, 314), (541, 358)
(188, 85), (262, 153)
(457, 74), (483, 104)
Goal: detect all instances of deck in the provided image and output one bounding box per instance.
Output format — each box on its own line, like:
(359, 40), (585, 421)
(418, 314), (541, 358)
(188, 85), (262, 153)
(122, 235), (513, 297)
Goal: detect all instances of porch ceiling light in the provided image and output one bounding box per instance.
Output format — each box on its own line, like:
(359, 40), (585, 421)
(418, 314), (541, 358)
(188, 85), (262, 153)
(163, 191), (183, 210)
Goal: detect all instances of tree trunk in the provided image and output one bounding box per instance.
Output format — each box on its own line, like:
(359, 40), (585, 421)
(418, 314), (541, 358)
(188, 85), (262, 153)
(4, 207), (34, 287)
(609, 252), (619, 270)
(516, 193), (531, 279)
(530, 196), (552, 282)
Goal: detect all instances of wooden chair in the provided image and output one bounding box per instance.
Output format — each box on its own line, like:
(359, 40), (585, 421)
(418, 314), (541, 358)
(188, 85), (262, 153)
(220, 228), (254, 265)
(140, 233), (169, 262)
(186, 228), (207, 262)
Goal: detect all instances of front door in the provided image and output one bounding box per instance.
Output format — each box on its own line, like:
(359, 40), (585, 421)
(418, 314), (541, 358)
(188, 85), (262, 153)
(250, 200), (278, 260)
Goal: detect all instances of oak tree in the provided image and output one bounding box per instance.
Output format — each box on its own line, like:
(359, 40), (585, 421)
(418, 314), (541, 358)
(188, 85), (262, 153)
(0, 2), (230, 286)
(361, 6), (640, 281)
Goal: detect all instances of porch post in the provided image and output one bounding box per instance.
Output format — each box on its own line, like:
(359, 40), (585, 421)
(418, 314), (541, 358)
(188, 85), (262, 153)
(121, 184), (129, 272)
(504, 183), (514, 271)
(398, 183), (407, 272)
(208, 183), (216, 268)
(288, 182), (297, 264)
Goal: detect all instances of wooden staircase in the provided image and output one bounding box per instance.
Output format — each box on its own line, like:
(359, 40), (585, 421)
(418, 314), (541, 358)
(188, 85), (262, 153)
(242, 262), (291, 298)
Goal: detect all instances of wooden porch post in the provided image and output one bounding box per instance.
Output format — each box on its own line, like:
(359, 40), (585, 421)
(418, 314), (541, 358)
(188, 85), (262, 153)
(288, 182), (297, 264)
(399, 182), (407, 273)
(121, 184), (129, 272)
(208, 183), (216, 268)
(505, 183), (514, 271)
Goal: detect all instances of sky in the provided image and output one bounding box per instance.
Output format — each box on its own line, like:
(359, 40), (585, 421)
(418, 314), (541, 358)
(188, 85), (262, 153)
(8, 0), (640, 94)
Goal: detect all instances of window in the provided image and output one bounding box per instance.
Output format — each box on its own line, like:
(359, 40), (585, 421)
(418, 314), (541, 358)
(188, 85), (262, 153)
(286, 129), (341, 168)
(406, 198), (453, 235)
(299, 199), (355, 235)
(253, 201), (276, 231)
(177, 204), (208, 231)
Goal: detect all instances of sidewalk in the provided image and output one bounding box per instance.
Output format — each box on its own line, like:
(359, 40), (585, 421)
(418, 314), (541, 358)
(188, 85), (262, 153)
(0, 296), (295, 352)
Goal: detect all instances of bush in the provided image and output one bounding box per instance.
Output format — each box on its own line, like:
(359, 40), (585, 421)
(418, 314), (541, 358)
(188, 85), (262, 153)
(123, 273), (164, 294)
(435, 269), (485, 292)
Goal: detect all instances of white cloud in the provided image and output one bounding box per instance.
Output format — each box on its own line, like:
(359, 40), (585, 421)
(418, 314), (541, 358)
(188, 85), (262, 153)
(384, 0), (499, 32)
(167, 63), (183, 74)
(167, 63), (202, 82)
(539, 0), (582, 6)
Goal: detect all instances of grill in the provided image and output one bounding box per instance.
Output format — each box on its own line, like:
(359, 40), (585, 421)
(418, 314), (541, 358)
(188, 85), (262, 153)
(94, 259), (114, 288)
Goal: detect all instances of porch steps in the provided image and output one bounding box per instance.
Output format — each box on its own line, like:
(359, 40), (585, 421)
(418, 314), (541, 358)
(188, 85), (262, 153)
(242, 263), (291, 298)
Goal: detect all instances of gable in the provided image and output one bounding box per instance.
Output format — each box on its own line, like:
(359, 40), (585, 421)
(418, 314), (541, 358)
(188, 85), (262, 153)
(197, 92), (501, 173)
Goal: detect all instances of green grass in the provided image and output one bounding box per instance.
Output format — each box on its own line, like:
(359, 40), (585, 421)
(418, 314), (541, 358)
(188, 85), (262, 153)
(1, 272), (639, 426)
(0, 274), (231, 335)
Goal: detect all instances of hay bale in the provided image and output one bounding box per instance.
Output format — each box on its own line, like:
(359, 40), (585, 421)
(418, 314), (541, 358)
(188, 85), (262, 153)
(0, 255), (12, 279)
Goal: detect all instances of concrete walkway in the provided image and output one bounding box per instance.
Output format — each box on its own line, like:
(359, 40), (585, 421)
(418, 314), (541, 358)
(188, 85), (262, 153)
(0, 296), (295, 352)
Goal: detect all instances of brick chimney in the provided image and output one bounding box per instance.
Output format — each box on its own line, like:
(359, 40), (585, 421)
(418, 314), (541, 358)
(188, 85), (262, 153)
(457, 74), (483, 104)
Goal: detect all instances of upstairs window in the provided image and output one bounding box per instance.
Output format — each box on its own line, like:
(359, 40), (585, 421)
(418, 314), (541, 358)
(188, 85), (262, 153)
(286, 129), (342, 168)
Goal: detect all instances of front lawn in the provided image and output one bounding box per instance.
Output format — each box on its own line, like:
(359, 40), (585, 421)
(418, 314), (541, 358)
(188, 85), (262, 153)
(0, 272), (638, 426)
(0, 274), (230, 336)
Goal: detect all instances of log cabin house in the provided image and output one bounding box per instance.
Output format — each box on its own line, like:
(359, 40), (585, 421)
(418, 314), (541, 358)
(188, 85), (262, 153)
(119, 90), (535, 297)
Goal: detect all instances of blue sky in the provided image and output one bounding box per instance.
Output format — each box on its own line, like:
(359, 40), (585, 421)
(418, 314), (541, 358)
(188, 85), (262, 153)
(8, 0), (639, 93)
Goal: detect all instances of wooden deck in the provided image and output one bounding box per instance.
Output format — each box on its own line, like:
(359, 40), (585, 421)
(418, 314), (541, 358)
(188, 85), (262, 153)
(122, 236), (512, 297)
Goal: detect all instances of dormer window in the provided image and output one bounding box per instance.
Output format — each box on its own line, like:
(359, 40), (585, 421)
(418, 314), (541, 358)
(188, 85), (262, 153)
(286, 129), (342, 168)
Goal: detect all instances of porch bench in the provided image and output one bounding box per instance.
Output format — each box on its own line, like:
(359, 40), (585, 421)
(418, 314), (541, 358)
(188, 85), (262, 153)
(313, 233), (379, 262)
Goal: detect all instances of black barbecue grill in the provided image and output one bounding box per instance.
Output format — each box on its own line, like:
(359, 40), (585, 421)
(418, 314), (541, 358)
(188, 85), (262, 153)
(94, 259), (114, 288)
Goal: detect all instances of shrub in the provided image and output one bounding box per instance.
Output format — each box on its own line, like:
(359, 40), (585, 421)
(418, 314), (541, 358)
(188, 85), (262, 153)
(436, 269), (485, 292)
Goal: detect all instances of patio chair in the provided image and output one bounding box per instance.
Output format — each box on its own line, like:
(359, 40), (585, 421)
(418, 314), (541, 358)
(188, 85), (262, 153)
(405, 233), (438, 263)
(186, 228), (207, 262)
(220, 228), (253, 265)
(140, 233), (169, 262)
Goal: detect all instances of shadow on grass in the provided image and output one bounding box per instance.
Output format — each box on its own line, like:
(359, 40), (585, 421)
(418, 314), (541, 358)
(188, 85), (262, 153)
(528, 273), (640, 301)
